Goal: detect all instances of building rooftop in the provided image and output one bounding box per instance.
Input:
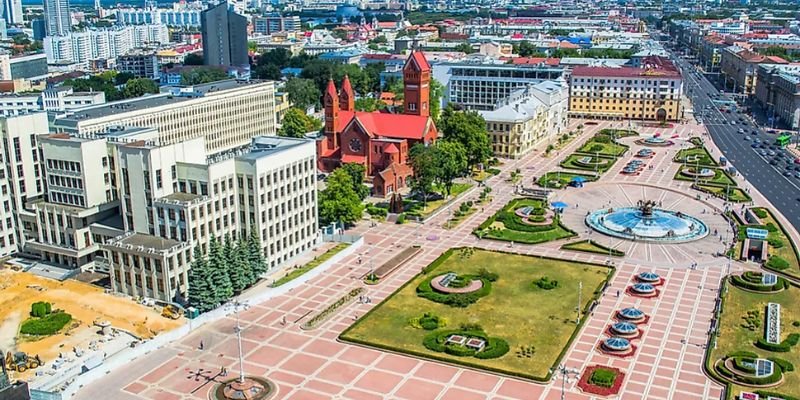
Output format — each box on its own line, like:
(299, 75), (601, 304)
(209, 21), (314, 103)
(162, 192), (203, 202)
(213, 136), (311, 164)
(116, 233), (183, 252)
(55, 79), (270, 127)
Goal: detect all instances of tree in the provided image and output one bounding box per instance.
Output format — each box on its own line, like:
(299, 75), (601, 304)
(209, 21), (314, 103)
(430, 78), (444, 122)
(439, 104), (492, 169)
(370, 35), (388, 44)
(252, 64), (281, 80)
(246, 230), (267, 278)
(183, 53), (204, 65)
(115, 72), (135, 85)
(248, 41), (258, 52)
(408, 143), (437, 207)
(340, 162), (370, 200)
(180, 66), (229, 85)
(122, 78), (159, 98)
(434, 141), (468, 196)
(319, 168), (364, 226)
(187, 247), (215, 312)
(279, 107), (321, 137)
(514, 41), (537, 57)
(285, 78), (321, 110)
(226, 238), (249, 294)
(363, 62), (385, 93)
(454, 43), (475, 54)
(300, 59), (336, 94)
(256, 48), (291, 68)
(354, 97), (385, 112)
(207, 236), (233, 304)
(761, 46), (791, 61)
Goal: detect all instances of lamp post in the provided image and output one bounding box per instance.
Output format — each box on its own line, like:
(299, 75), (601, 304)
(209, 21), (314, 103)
(576, 281), (583, 324)
(230, 300), (249, 384)
(550, 364), (581, 400)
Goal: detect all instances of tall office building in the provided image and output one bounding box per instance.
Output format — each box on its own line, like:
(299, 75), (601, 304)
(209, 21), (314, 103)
(200, 2), (248, 67)
(44, 0), (71, 36)
(1, 0), (22, 25)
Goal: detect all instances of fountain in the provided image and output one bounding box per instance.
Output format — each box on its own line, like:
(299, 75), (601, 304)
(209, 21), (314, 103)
(610, 322), (639, 337)
(602, 337), (633, 352)
(636, 135), (674, 147)
(585, 200), (709, 243)
(617, 307), (646, 323)
(680, 167), (716, 179)
(637, 272), (661, 283)
(631, 283), (656, 294)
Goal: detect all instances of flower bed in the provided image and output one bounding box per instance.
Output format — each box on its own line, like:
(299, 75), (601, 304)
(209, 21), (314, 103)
(301, 288), (364, 330)
(371, 245), (422, 279)
(577, 365), (625, 396)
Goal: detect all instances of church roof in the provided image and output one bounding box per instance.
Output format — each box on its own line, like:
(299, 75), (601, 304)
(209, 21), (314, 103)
(351, 112), (431, 140)
(405, 50), (431, 72)
(325, 79), (338, 100)
(384, 143), (399, 153)
(341, 75), (354, 97)
(377, 162), (413, 183)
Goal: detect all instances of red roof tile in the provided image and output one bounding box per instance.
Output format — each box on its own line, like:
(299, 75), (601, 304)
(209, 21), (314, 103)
(406, 50), (431, 72)
(351, 112), (431, 140)
(384, 143), (399, 153)
(341, 154), (367, 164)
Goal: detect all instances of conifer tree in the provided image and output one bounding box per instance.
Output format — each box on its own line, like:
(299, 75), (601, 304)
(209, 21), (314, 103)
(187, 246), (215, 312)
(237, 236), (256, 287)
(247, 230), (268, 277)
(208, 236), (233, 304)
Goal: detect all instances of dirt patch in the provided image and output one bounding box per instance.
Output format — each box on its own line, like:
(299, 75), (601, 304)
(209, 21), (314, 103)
(0, 269), (182, 364)
(0, 311), (21, 353)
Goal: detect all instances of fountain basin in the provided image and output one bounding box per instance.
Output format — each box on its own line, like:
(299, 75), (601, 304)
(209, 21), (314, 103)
(586, 206), (708, 243)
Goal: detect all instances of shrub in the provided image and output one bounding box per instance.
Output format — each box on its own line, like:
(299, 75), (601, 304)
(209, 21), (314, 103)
(589, 368), (617, 388)
(589, 144), (605, 153)
(474, 337), (510, 359)
(733, 357), (756, 373)
(753, 208), (768, 219)
(730, 274), (786, 292)
(459, 323), (483, 331)
(416, 274), (491, 307)
(593, 134), (612, 144)
(755, 334), (799, 352)
(366, 205), (388, 217)
(766, 223), (778, 232)
(768, 357), (795, 372)
(534, 276), (558, 290)
(767, 237), (784, 248)
(396, 213), (406, 224)
(741, 271), (763, 283)
(477, 268), (499, 282)
(766, 256), (790, 271)
(728, 350), (759, 358)
(30, 302), (52, 318)
(445, 344), (477, 357)
(793, 321), (800, 327)
(20, 312), (72, 335)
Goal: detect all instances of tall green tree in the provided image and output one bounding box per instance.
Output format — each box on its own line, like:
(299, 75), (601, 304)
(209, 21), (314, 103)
(187, 247), (215, 312)
(257, 48), (291, 68)
(430, 78), (444, 122)
(354, 97), (385, 112)
(434, 141), (468, 197)
(279, 107), (321, 137)
(454, 43), (475, 54)
(236, 238), (256, 286)
(228, 244), (249, 294)
(183, 53), (204, 65)
(319, 168), (364, 226)
(408, 144), (437, 207)
(439, 104), (492, 169)
(246, 230), (267, 277)
(514, 41), (537, 57)
(340, 162), (370, 200)
(252, 64), (282, 80)
(285, 78), (321, 110)
(180, 66), (229, 85)
(122, 78), (159, 98)
(207, 236), (233, 304)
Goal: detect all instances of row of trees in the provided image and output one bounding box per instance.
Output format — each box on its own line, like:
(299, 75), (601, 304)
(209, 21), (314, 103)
(63, 71), (159, 102)
(512, 42), (635, 59)
(187, 233), (267, 312)
(318, 166), (367, 226)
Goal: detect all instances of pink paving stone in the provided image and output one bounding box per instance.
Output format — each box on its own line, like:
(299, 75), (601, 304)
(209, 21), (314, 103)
(303, 338), (344, 357)
(123, 382), (147, 394)
(496, 379), (544, 399)
(648, 385), (672, 398)
(271, 331), (312, 349)
(142, 389), (181, 400)
(394, 378), (444, 400)
(678, 372), (708, 385)
(162, 372), (214, 393)
(440, 387), (491, 400)
(242, 325), (280, 342)
(140, 358), (185, 384)
(280, 353), (329, 376)
(286, 389), (330, 400)
(268, 370), (306, 386)
(676, 381), (707, 394)
(454, 370), (501, 392)
(216, 337), (260, 358)
(342, 389), (385, 400)
(353, 370), (404, 393)
(317, 361), (365, 384)
(247, 345), (292, 367)
(415, 362), (460, 383)
(304, 379), (345, 395)
(374, 354), (419, 374)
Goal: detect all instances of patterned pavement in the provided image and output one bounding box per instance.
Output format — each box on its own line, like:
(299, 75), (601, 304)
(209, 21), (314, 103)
(72, 119), (762, 400)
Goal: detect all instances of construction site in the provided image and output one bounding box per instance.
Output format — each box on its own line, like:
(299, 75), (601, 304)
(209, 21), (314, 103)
(0, 267), (184, 391)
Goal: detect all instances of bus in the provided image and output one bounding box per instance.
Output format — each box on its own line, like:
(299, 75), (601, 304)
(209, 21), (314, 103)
(776, 134), (792, 147)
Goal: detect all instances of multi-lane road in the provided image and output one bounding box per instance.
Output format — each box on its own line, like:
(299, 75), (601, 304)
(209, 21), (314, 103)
(671, 52), (800, 232)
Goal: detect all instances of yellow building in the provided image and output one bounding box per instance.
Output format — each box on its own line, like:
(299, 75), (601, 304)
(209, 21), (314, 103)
(569, 56), (684, 122)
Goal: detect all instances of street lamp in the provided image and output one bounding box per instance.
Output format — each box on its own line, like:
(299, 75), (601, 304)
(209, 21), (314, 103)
(550, 364), (581, 400)
(229, 300), (249, 384)
(576, 281), (583, 324)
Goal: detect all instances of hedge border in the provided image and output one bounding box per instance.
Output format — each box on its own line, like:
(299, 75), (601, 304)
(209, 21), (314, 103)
(755, 207), (800, 281)
(560, 239), (625, 257)
(338, 247), (615, 383)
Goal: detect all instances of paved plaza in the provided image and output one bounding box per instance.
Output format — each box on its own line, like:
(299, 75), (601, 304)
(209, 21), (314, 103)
(72, 118), (794, 400)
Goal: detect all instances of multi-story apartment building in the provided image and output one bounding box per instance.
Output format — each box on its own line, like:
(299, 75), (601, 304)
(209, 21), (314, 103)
(0, 87), (106, 117)
(201, 2), (248, 68)
(434, 61), (566, 111)
(43, 0), (71, 36)
(43, 25), (170, 67)
(480, 79), (569, 158)
(252, 14), (302, 35)
(720, 46), (788, 96)
(0, 53), (48, 81)
(755, 63), (800, 129)
(53, 79), (276, 154)
(117, 50), (161, 80)
(115, 5), (203, 28)
(569, 56), (684, 122)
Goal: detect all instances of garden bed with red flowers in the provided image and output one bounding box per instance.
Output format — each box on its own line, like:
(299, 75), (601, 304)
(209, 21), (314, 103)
(639, 122), (675, 128)
(577, 365), (625, 396)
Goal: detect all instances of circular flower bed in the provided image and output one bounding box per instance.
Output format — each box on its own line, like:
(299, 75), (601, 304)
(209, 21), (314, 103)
(422, 329), (509, 359)
(730, 271), (789, 293)
(577, 365), (625, 396)
(417, 271), (495, 307)
(714, 353), (788, 387)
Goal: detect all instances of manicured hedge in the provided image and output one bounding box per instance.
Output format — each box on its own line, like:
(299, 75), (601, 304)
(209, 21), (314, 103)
(422, 330), (509, 360)
(766, 255), (790, 270)
(30, 302), (52, 318)
(716, 358), (783, 385)
(590, 368), (617, 388)
(416, 274), (492, 307)
(730, 274), (788, 292)
(732, 357), (756, 373)
(768, 357), (795, 372)
(755, 333), (800, 352)
(753, 208), (768, 219)
(20, 312), (72, 335)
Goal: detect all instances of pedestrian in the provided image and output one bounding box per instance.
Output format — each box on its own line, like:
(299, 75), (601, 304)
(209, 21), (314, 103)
(616, 289), (620, 297)
(281, 315), (286, 325)
(199, 340), (204, 350)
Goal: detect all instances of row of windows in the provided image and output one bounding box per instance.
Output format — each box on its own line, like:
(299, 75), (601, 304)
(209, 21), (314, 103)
(48, 174), (84, 190)
(46, 159), (82, 173)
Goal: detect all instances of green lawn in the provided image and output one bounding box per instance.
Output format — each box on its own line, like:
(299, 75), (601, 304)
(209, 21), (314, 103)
(674, 165), (736, 186)
(561, 240), (624, 257)
(576, 141), (628, 157)
(560, 154), (618, 173)
(696, 184), (751, 203)
(474, 198), (577, 244)
(340, 249), (613, 381)
(599, 128), (638, 138)
(373, 183), (473, 220)
(536, 171), (598, 189)
(674, 146), (718, 167)
(752, 208), (800, 280)
(272, 243), (350, 287)
(707, 282), (800, 399)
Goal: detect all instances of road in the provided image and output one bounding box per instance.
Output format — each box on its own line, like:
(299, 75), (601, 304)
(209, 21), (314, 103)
(670, 50), (800, 232)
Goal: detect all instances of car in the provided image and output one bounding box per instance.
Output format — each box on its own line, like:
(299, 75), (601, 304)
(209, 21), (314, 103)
(785, 171), (793, 177)
(730, 121), (736, 125)
(760, 150), (768, 156)
(769, 150), (776, 156)
(752, 130), (759, 135)
(738, 128), (744, 133)
(744, 136), (751, 141)
(671, 134), (680, 138)
(768, 129), (778, 134)
(751, 143), (759, 148)
(760, 143), (768, 148)
(771, 159), (779, 165)
(794, 158), (800, 164)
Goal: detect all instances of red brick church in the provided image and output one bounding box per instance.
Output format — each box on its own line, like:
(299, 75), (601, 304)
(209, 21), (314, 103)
(317, 51), (438, 197)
